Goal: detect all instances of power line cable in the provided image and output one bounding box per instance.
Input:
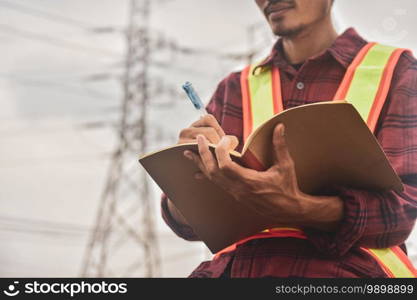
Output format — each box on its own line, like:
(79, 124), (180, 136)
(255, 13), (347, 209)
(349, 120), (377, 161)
(0, 23), (121, 58)
(0, 73), (118, 101)
(0, 0), (97, 31)
(0, 153), (112, 168)
(0, 214), (181, 238)
(0, 0), (175, 32)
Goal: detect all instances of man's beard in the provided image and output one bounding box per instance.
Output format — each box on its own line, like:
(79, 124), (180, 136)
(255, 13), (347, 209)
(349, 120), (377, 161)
(273, 23), (306, 38)
(270, 0), (331, 38)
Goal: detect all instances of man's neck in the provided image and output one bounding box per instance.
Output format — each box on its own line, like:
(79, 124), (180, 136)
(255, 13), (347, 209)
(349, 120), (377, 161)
(282, 19), (338, 64)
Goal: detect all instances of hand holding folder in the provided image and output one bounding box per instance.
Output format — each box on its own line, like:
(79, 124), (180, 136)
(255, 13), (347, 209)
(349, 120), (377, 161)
(139, 101), (403, 253)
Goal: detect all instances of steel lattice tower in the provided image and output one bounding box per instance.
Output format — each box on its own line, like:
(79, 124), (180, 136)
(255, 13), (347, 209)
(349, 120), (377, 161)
(81, 0), (160, 277)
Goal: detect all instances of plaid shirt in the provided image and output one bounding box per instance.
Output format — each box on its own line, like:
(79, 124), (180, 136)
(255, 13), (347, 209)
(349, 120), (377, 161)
(161, 28), (417, 278)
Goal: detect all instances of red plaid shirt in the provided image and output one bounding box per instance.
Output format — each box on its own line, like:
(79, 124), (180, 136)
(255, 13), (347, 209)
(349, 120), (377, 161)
(161, 28), (417, 278)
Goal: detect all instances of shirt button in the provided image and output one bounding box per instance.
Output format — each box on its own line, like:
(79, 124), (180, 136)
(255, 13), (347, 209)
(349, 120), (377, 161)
(296, 82), (305, 90)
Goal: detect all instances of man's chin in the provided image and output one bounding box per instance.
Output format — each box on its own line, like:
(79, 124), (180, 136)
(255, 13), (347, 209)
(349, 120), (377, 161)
(271, 24), (305, 38)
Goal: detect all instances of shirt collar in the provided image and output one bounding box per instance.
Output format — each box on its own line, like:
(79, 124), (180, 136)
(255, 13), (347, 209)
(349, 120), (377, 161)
(255, 27), (368, 73)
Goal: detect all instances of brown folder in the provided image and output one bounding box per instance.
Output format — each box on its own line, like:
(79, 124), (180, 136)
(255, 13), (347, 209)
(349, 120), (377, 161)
(139, 101), (403, 253)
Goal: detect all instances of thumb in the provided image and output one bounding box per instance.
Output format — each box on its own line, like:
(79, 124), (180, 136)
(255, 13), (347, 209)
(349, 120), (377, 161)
(219, 135), (239, 152)
(215, 135), (240, 170)
(272, 123), (291, 165)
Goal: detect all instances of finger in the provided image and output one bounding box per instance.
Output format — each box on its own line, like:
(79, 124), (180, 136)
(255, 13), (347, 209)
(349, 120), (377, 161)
(216, 135), (239, 153)
(216, 135), (256, 181)
(199, 128), (222, 144)
(179, 127), (222, 144)
(226, 135), (239, 151)
(194, 172), (206, 180)
(191, 114), (225, 138)
(184, 150), (207, 175)
(215, 135), (239, 169)
(177, 138), (196, 144)
(272, 123), (293, 166)
(197, 135), (218, 174)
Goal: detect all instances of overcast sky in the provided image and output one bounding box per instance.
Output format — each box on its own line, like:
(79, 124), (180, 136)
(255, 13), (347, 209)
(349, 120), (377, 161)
(0, 0), (416, 277)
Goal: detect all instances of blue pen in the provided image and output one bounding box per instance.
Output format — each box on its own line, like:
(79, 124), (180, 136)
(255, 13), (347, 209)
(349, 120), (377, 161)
(182, 82), (208, 116)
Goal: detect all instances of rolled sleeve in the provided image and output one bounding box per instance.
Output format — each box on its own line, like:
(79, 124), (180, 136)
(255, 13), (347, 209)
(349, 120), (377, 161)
(160, 193), (200, 241)
(306, 52), (417, 257)
(305, 182), (417, 257)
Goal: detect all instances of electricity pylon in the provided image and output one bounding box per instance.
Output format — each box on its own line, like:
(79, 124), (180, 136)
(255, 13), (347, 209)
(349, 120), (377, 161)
(81, 0), (160, 277)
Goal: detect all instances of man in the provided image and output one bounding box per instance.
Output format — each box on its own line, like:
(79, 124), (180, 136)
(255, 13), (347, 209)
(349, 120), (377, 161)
(161, 0), (417, 277)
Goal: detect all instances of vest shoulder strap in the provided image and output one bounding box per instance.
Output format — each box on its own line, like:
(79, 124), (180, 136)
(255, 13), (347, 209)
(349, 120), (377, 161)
(241, 64), (282, 142)
(334, 43), (409, 132)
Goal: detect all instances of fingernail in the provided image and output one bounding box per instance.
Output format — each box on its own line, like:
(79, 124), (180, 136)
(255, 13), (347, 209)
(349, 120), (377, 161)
(194, 173), (205, 180)
(184, 151), (192, 159)
(280, 125), (285, 137)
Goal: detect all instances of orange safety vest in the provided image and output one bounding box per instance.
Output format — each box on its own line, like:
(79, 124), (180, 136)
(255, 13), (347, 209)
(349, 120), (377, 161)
(215, 42), (417, 278)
